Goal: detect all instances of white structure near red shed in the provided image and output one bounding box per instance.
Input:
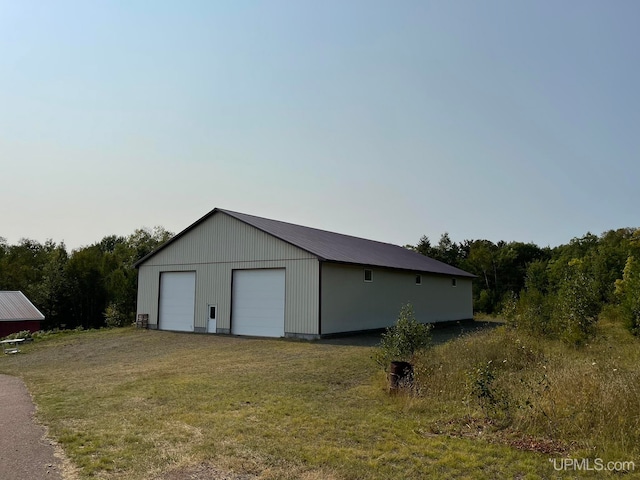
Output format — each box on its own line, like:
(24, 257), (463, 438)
(0, 291), (45, 337)
(135, 209), (475, 339)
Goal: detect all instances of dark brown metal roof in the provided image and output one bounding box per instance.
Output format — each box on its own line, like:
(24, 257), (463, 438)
(0, 291), (45, 322)
(136, 208), (475, 278)
(220, 210), (475, 277)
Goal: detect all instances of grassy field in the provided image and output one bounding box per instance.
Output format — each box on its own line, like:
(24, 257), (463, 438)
(0, 323), (638, 479)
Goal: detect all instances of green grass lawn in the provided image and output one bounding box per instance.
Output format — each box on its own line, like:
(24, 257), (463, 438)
(1, 325), (638, 479)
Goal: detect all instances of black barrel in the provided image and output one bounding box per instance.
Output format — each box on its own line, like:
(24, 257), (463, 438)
(389, 361), (414, 391)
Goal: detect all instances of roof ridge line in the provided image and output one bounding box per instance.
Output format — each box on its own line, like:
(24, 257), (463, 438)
(219, 209), (403, 248)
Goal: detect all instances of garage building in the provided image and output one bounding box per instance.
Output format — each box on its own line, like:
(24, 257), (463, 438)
(135, 208), (474, 339)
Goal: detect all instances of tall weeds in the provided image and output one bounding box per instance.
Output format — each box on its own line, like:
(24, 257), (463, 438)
(412, 322), (640, 460)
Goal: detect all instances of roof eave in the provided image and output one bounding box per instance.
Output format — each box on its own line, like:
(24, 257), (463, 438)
(321, 259), (476, 278)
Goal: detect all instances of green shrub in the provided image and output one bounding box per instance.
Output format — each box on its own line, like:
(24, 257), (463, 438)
(467, 360), (512, 424)
(2, 330), (32, 341)
(504, 288), (553, 336)
(475, 289), (494, 314)
(614, 255), (640, 336)
(29, 326), (87, 341)
(374, 303), (432, 369)
(500, 291), (518, 322)
(104, 303), (130, 328)
(508, 260), (601, 345)
(552, 260), (600, 345)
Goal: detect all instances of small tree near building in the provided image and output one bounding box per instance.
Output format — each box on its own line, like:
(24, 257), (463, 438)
(615, 256), (640, 336)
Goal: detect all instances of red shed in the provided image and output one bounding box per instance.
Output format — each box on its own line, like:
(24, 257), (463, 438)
(0, 291), (44, 337)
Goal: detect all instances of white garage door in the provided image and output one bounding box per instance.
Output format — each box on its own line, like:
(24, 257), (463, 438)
(159, 271), (196, 332)
(232, 269), (285, 337)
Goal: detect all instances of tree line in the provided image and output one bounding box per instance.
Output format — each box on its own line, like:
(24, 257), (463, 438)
(0, 227), (172, 330)
(408, 228), (640, 341)
(1, 225), (639, 340)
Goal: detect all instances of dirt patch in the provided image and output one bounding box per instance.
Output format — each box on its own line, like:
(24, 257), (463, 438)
(424, 416), (572, 456)
(154, 463), (258, 480)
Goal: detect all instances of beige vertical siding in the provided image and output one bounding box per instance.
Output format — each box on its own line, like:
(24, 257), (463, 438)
(136, 212), (320, 336)
(284, 260), (319, 335)
(142, 212), (312, 266)
(320, 263), (473, 334)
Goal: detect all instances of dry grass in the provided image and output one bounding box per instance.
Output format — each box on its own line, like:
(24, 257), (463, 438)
(1, 324), (638, 479)
(412, 319), (640, 465)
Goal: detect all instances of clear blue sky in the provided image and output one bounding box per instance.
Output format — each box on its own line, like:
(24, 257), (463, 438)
(2, 1), (638, 251)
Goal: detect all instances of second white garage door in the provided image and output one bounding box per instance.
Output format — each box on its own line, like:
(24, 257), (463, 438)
(232, 269), (285, 337)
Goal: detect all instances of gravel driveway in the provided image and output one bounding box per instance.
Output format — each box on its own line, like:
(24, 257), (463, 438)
(0, 374), (66, 480)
